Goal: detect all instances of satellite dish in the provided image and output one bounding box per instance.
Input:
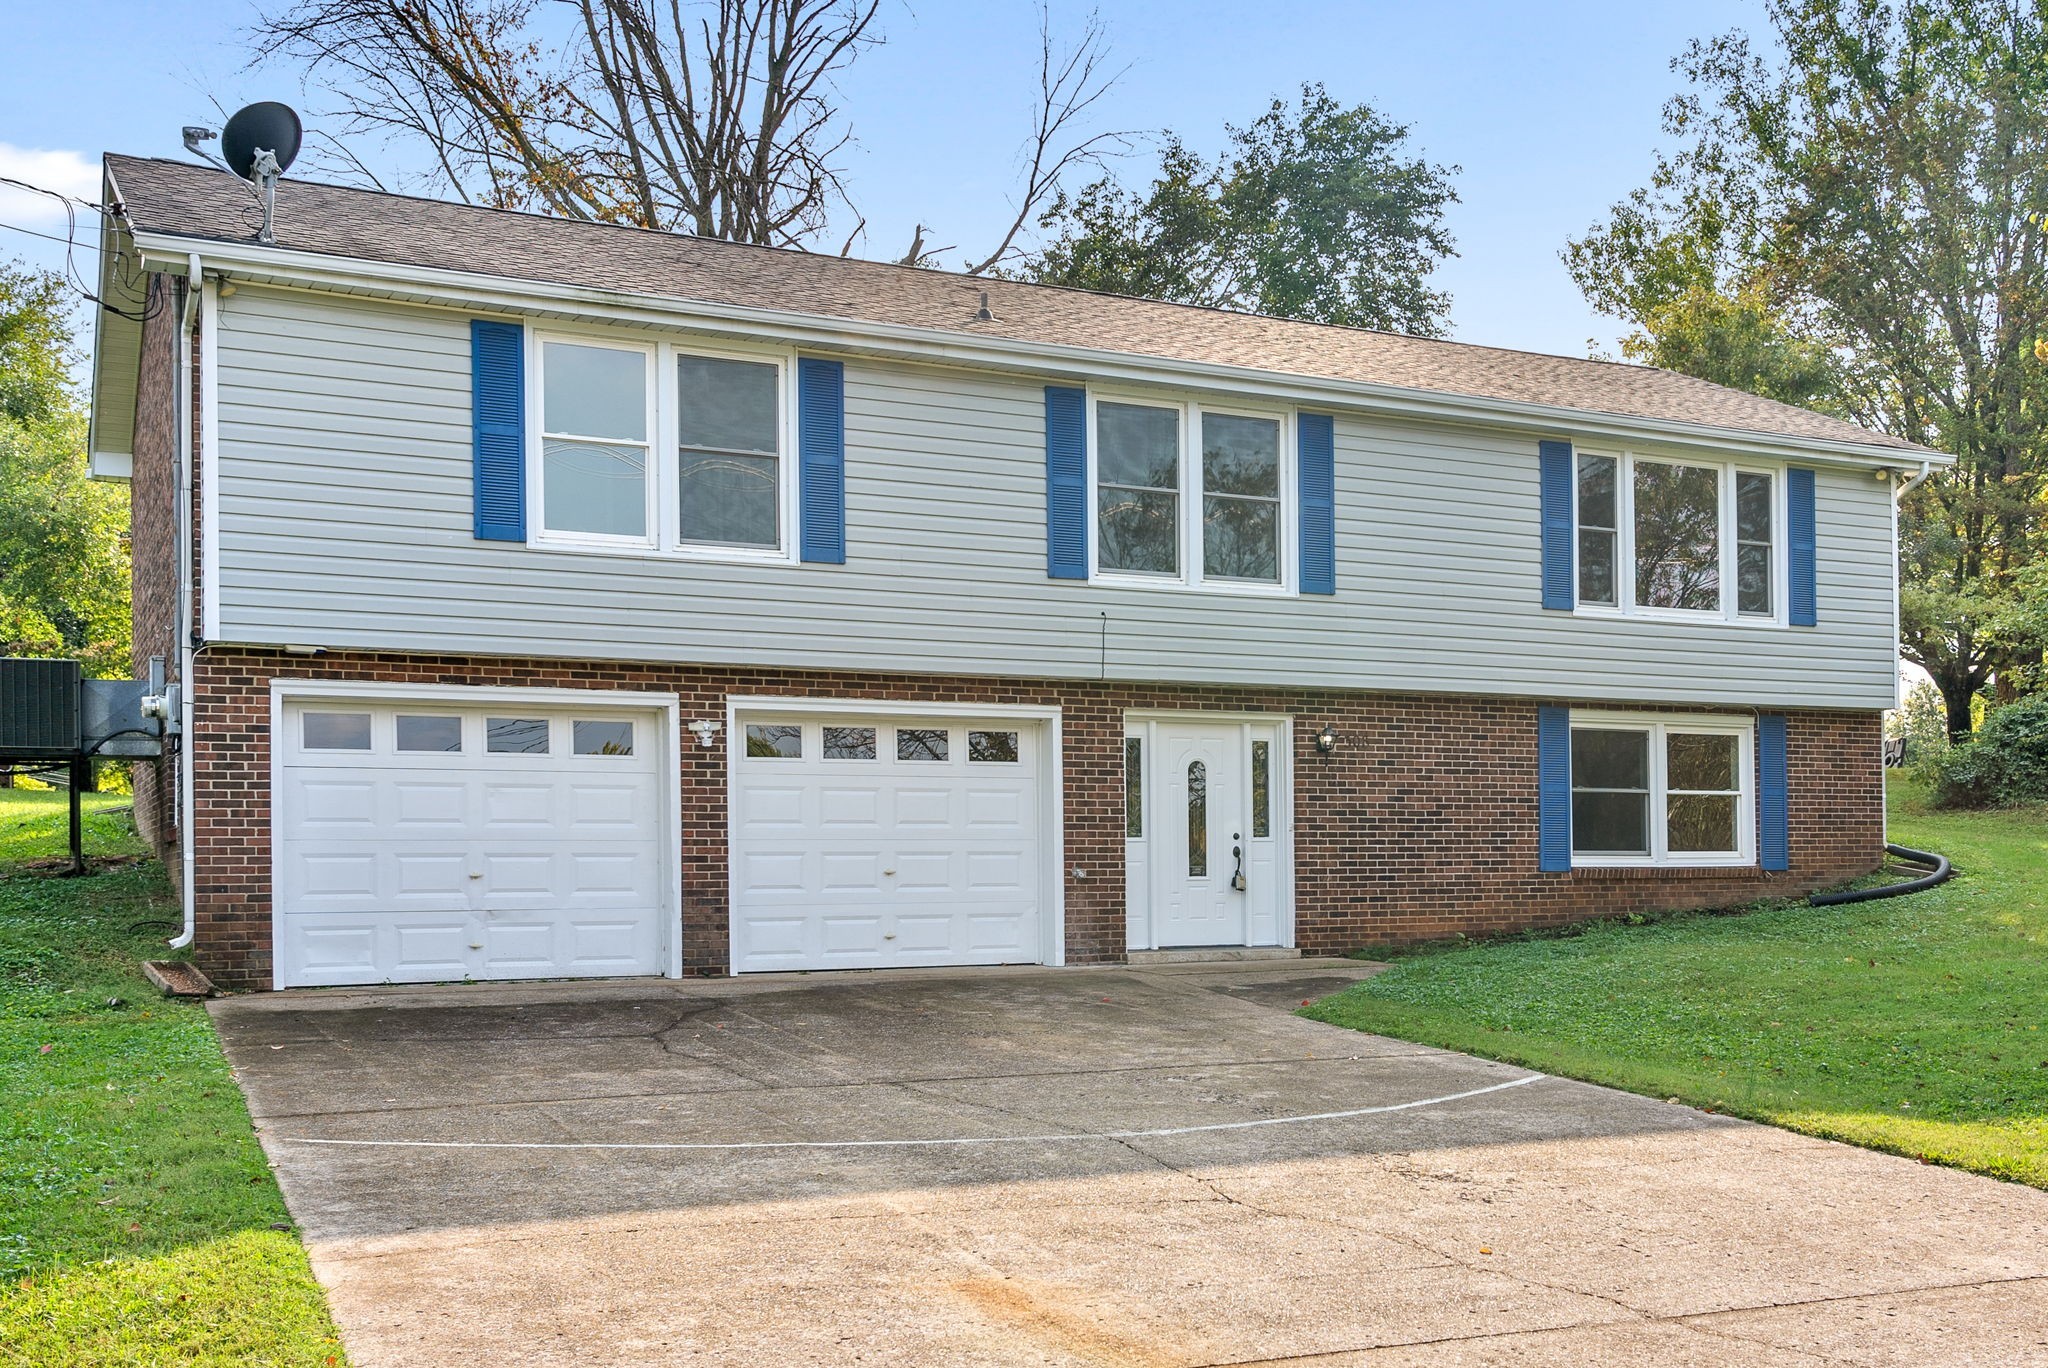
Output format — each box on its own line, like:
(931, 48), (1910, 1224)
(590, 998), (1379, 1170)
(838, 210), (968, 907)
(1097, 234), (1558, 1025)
(219, 102), (302, 182)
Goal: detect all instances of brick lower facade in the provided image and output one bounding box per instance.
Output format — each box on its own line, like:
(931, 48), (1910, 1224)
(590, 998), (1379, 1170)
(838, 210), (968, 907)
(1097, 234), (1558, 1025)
(183, 646), (1884, 990)
(128, 274), (182, 872)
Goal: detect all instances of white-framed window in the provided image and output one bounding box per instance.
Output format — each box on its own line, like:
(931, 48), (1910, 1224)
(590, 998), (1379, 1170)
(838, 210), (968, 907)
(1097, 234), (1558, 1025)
(1574, 450), (1783, 624)
(1568, 710), (1754, 867)
(1089, 392), (1294, 593)
(537, 338), (655, 545)
(531, 331), (795, 561)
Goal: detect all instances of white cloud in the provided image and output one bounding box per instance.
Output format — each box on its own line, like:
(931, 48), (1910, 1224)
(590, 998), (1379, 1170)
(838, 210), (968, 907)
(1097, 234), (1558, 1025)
(0, 144), (101, 229)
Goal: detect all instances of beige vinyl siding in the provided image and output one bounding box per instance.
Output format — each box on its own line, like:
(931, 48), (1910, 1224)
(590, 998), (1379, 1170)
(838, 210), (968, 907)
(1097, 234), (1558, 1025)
(212, 286), (1899, 709)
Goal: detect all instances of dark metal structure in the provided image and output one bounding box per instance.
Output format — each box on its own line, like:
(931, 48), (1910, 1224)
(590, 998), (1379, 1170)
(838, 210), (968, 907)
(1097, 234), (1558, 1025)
(0, 658), (169, 874)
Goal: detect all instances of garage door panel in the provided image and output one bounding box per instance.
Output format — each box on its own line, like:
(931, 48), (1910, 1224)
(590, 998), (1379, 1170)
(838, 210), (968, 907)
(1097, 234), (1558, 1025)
(291, 851), (382, 902)
(968, 912), (1030, 953)
(568, 782), (653, 830)
(277, 699), (669, 988)
(817, 785), (882, 828)
(820, 914), (883, 956)
(892, 850), (954, 892)
(393, 921), (470, 975)
(393, 781), (469, 827)
(731, 713), (1049, 973)
(292, 778), (380, 829)
(392, 852), (469, 901)
(295, 923), (382, 980)
(966, 850), (1027, 893)
(892, 787), (955, 827)
(964, 788), (1029, 829)
(819, 850), (881, 891)
(561, 919), (658, 970)
(481, 783), (558, 828)
(739, 784), (807, 828)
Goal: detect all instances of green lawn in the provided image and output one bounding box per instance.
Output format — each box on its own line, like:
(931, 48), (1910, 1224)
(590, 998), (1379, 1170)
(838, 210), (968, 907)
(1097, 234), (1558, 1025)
(0, 789), (347, 1367)
(1306, 779), (2048, 1187)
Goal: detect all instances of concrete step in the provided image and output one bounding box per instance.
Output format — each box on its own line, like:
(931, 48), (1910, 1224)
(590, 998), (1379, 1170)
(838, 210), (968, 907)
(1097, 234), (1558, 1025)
(1124, 947), (1303, 966)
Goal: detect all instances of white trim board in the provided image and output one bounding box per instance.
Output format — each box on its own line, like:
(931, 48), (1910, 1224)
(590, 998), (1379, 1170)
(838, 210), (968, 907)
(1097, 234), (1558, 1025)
(200, 276), (221, 640)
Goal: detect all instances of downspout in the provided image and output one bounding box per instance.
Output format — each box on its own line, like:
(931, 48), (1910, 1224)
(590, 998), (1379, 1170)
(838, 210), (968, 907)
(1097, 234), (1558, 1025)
(168, 253), (201, 949)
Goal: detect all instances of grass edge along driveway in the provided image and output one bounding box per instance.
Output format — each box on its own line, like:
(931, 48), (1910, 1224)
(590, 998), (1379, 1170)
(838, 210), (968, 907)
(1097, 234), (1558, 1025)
(1305, 780), (2048, 1190)
(0, 789), (347, 1368)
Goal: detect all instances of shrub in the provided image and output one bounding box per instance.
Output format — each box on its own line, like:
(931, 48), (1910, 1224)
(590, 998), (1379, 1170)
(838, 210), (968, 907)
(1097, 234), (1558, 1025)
(1934, 694), (2048, 808)
(1886, 679), (1950, 782)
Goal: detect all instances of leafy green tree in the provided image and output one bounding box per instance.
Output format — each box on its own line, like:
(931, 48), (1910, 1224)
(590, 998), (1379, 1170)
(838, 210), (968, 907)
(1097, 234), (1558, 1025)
(1018, 84), (1459, 337)
(0, 263), (130, 678)
(1565, 0), (2048, 738)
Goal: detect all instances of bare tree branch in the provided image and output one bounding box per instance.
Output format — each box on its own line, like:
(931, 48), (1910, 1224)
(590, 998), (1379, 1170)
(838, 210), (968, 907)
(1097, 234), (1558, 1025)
(251, 0), (880, 244)
(957, 7), (1130, 276)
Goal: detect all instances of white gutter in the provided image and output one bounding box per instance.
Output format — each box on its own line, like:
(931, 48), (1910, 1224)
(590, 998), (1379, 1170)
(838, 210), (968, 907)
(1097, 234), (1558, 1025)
(169, 252), (200, 950)
(129, 229), (1948, 475)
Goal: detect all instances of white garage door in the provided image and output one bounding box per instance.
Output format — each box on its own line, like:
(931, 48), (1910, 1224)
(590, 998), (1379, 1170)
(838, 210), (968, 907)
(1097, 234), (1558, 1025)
(730, 713), (1048, 972)
(275, 697), (670, 988)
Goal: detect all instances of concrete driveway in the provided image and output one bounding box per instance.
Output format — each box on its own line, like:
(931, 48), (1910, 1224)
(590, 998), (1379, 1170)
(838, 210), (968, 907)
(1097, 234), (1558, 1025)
(214, 963), (2048, 1367)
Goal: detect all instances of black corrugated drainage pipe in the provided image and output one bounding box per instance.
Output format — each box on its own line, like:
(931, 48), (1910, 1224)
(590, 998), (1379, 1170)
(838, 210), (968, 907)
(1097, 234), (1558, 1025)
(1808, 844), (1953, 907)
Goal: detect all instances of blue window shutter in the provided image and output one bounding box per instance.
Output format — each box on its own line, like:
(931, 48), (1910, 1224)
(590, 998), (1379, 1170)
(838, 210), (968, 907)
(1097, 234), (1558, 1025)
(1045, 385), (1088, 579)
(1537, 705), (1572, 872)
(1758, 714), (1789, 870)
(798, 357), (846, 564)
(1298, 412), (1336, 594)
(1539, 440), (1574, 610)
(1788, 466), (1817, 626)
(471, 320), (525, 542)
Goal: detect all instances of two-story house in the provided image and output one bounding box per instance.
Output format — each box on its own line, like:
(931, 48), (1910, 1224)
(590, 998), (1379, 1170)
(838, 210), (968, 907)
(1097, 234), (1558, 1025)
(88, 154), (1940, 991)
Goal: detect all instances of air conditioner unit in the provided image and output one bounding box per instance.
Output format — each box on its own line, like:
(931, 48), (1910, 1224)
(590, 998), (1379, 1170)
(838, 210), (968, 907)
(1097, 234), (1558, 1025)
(0, 658), (83, 759)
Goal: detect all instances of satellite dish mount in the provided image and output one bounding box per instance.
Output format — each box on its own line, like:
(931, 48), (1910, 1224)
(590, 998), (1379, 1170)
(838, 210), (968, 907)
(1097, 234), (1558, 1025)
(217, 102), (303, 246)
(249, 148), (284, 245)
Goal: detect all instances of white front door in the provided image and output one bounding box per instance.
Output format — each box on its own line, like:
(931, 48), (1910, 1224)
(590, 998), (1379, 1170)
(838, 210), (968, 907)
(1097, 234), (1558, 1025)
(729, 712), (1049, 972)
(1156, 722), (1248, 947)
(274, 696), (671, 988)
(1129, 717), (1289, 951)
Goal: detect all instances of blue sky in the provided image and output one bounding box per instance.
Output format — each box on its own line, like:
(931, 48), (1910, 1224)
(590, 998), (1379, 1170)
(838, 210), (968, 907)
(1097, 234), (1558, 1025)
(0, 0), (1763, 358)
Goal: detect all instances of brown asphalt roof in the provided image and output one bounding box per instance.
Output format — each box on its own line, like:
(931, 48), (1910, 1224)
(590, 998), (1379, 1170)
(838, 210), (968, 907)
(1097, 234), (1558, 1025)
(106, 153), (1922, 454)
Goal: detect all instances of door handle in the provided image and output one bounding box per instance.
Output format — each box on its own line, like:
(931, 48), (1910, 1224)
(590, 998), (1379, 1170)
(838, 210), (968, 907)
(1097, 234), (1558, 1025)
(1231, 843), (1246, 892)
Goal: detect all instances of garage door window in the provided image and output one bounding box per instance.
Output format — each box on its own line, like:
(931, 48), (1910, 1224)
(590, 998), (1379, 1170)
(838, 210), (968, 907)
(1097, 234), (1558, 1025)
(969, 730), (1019, 762)
(897, 728), (949, 761)
(573, 719), (634, 756)
(824, 726), (876, 759)
(302, 712), (371, 750)
(487, 717), (550, 754)
(395, 715), (462, 752)
(746, 723), (802, 758)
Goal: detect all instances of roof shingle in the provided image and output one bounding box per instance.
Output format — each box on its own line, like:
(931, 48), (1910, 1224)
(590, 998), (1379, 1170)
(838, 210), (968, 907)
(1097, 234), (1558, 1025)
(106, 153), (1921, 453)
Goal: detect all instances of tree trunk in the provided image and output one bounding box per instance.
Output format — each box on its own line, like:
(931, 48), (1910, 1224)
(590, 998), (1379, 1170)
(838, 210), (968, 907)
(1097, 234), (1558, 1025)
(1934, 669), (1980, 742)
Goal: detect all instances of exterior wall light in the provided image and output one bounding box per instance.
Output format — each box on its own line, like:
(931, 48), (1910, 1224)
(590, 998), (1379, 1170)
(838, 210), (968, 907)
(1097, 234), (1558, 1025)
(687, 719), (723, 748)
(1315, 724), (1338, 754)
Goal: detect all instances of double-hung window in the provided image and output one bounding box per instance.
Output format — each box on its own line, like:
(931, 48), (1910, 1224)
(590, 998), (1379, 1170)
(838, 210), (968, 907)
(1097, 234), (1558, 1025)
(675, 354), (782, 549)
(540, 340), (654, 542)
(1569, 712), (1753, 866)
(1091, 395), (1291, 591)
(533, 333), (792, 559)
(1574, 451), (1781, 623)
